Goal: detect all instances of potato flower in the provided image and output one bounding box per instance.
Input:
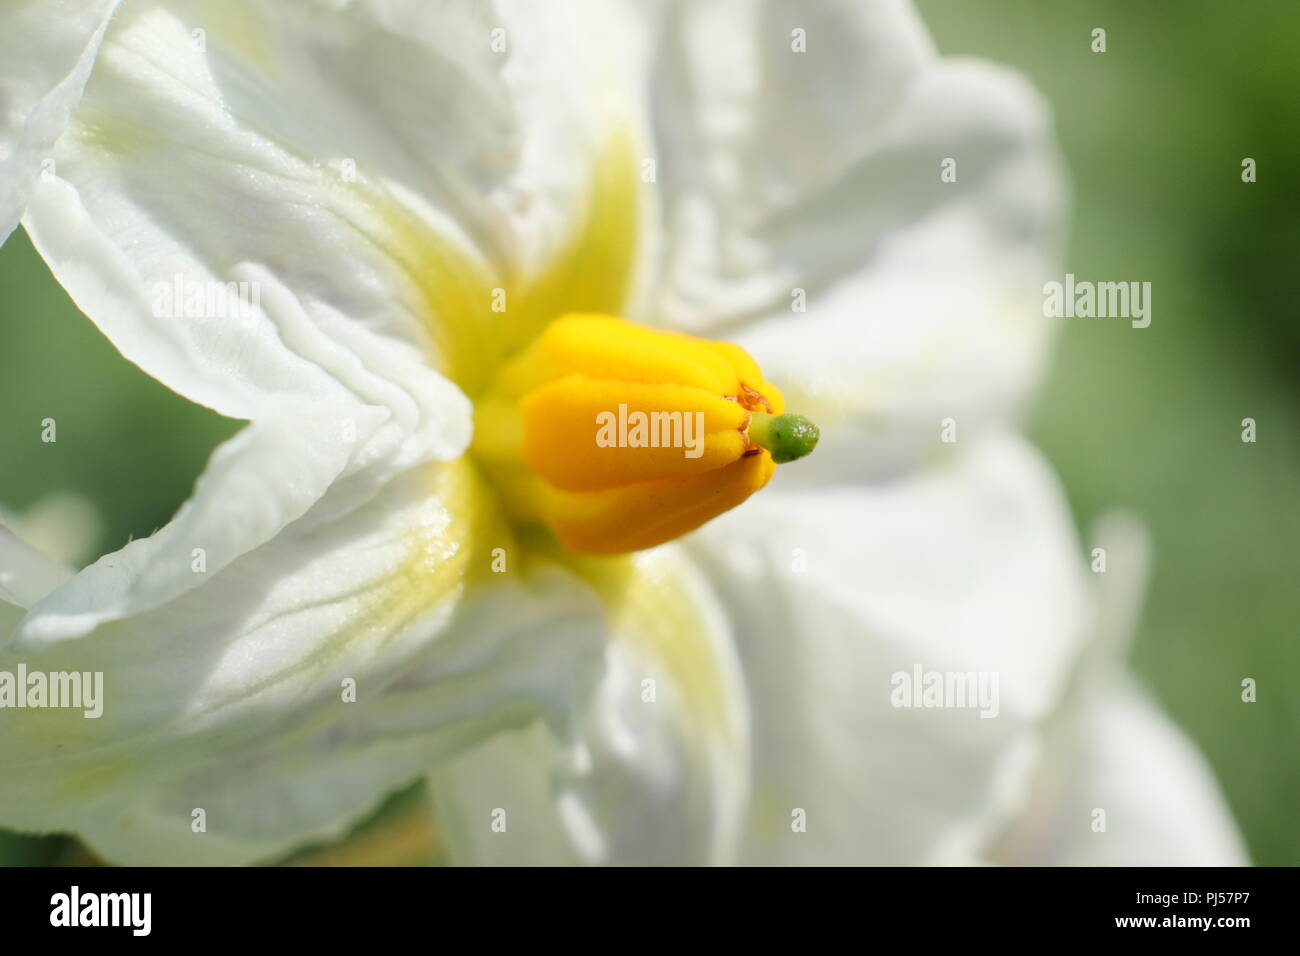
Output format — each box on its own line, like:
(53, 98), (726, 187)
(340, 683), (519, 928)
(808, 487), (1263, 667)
(0, 0), (1243, 866)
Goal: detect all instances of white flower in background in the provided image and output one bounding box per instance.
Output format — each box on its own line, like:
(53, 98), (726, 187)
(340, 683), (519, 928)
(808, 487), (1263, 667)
(0, 0), (1245, 865)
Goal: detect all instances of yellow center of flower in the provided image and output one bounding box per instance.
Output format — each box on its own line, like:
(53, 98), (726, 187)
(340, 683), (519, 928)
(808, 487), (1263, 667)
(471, 313), (818, 554)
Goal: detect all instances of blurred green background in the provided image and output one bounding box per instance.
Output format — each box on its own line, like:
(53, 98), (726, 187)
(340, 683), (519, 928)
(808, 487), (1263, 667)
(916, 0), (1300, 866)
(1, 0), (1296, 865)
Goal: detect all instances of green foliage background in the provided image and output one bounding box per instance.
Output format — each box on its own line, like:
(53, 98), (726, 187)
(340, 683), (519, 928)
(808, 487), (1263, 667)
(1, 0), (1295, 865)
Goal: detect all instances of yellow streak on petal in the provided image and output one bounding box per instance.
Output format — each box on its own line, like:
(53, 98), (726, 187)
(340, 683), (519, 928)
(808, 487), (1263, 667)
(506, 129), (642, 371)
(360, 128), (640, 398)
(532, 539), (741, 758)
(560, 545), (747, 863)
(363, 458), (511, 635)
(49, 459), (506, 804)
(594, 549), (739, 739)
(355, 193), (502, 398)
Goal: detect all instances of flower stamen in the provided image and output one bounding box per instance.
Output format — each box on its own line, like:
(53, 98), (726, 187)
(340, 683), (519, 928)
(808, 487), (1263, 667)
(471, 313), (819, 554)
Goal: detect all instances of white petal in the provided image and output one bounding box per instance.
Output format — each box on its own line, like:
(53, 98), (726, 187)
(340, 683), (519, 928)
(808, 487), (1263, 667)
(0, 0), (641, 864)
(987, 513), (1247, 865)
(17, 0), (634, 616)
(645, 0), (933, 327)
(0, 0), (118, 242)
(685, 435), (1090, 864)
(733, 61), (1065, 485)
(12, 266), (468, 635)
(0, 462), (606, 865)
(644, 1), (1065, 480)
(429, 545), (751, 866)
(989, 678), (1248, 866)
(25, 0), (626, 396)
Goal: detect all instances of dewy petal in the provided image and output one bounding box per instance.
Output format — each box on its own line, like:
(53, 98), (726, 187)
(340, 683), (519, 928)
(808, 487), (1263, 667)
(0, 0), (118, 242)
(0, 461), (606, 865)
(429, 545), (750, 866)
(683, 435), (1090, 865)
(643, 0), (1066, 482)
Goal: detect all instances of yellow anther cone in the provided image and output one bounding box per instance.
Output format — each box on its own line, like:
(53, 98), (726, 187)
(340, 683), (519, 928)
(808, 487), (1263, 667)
(472, 313), (813, 554)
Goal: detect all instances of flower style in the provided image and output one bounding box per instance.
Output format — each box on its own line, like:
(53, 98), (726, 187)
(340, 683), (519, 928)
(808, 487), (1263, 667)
(0, 0), (1245, 865)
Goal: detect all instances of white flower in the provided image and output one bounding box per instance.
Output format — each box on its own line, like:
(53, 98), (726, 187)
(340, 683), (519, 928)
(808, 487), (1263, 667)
(0, 0), (1244, 865)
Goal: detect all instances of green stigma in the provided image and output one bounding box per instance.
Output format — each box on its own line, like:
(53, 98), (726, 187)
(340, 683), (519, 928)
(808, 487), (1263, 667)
(747, 411), (820, 464)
